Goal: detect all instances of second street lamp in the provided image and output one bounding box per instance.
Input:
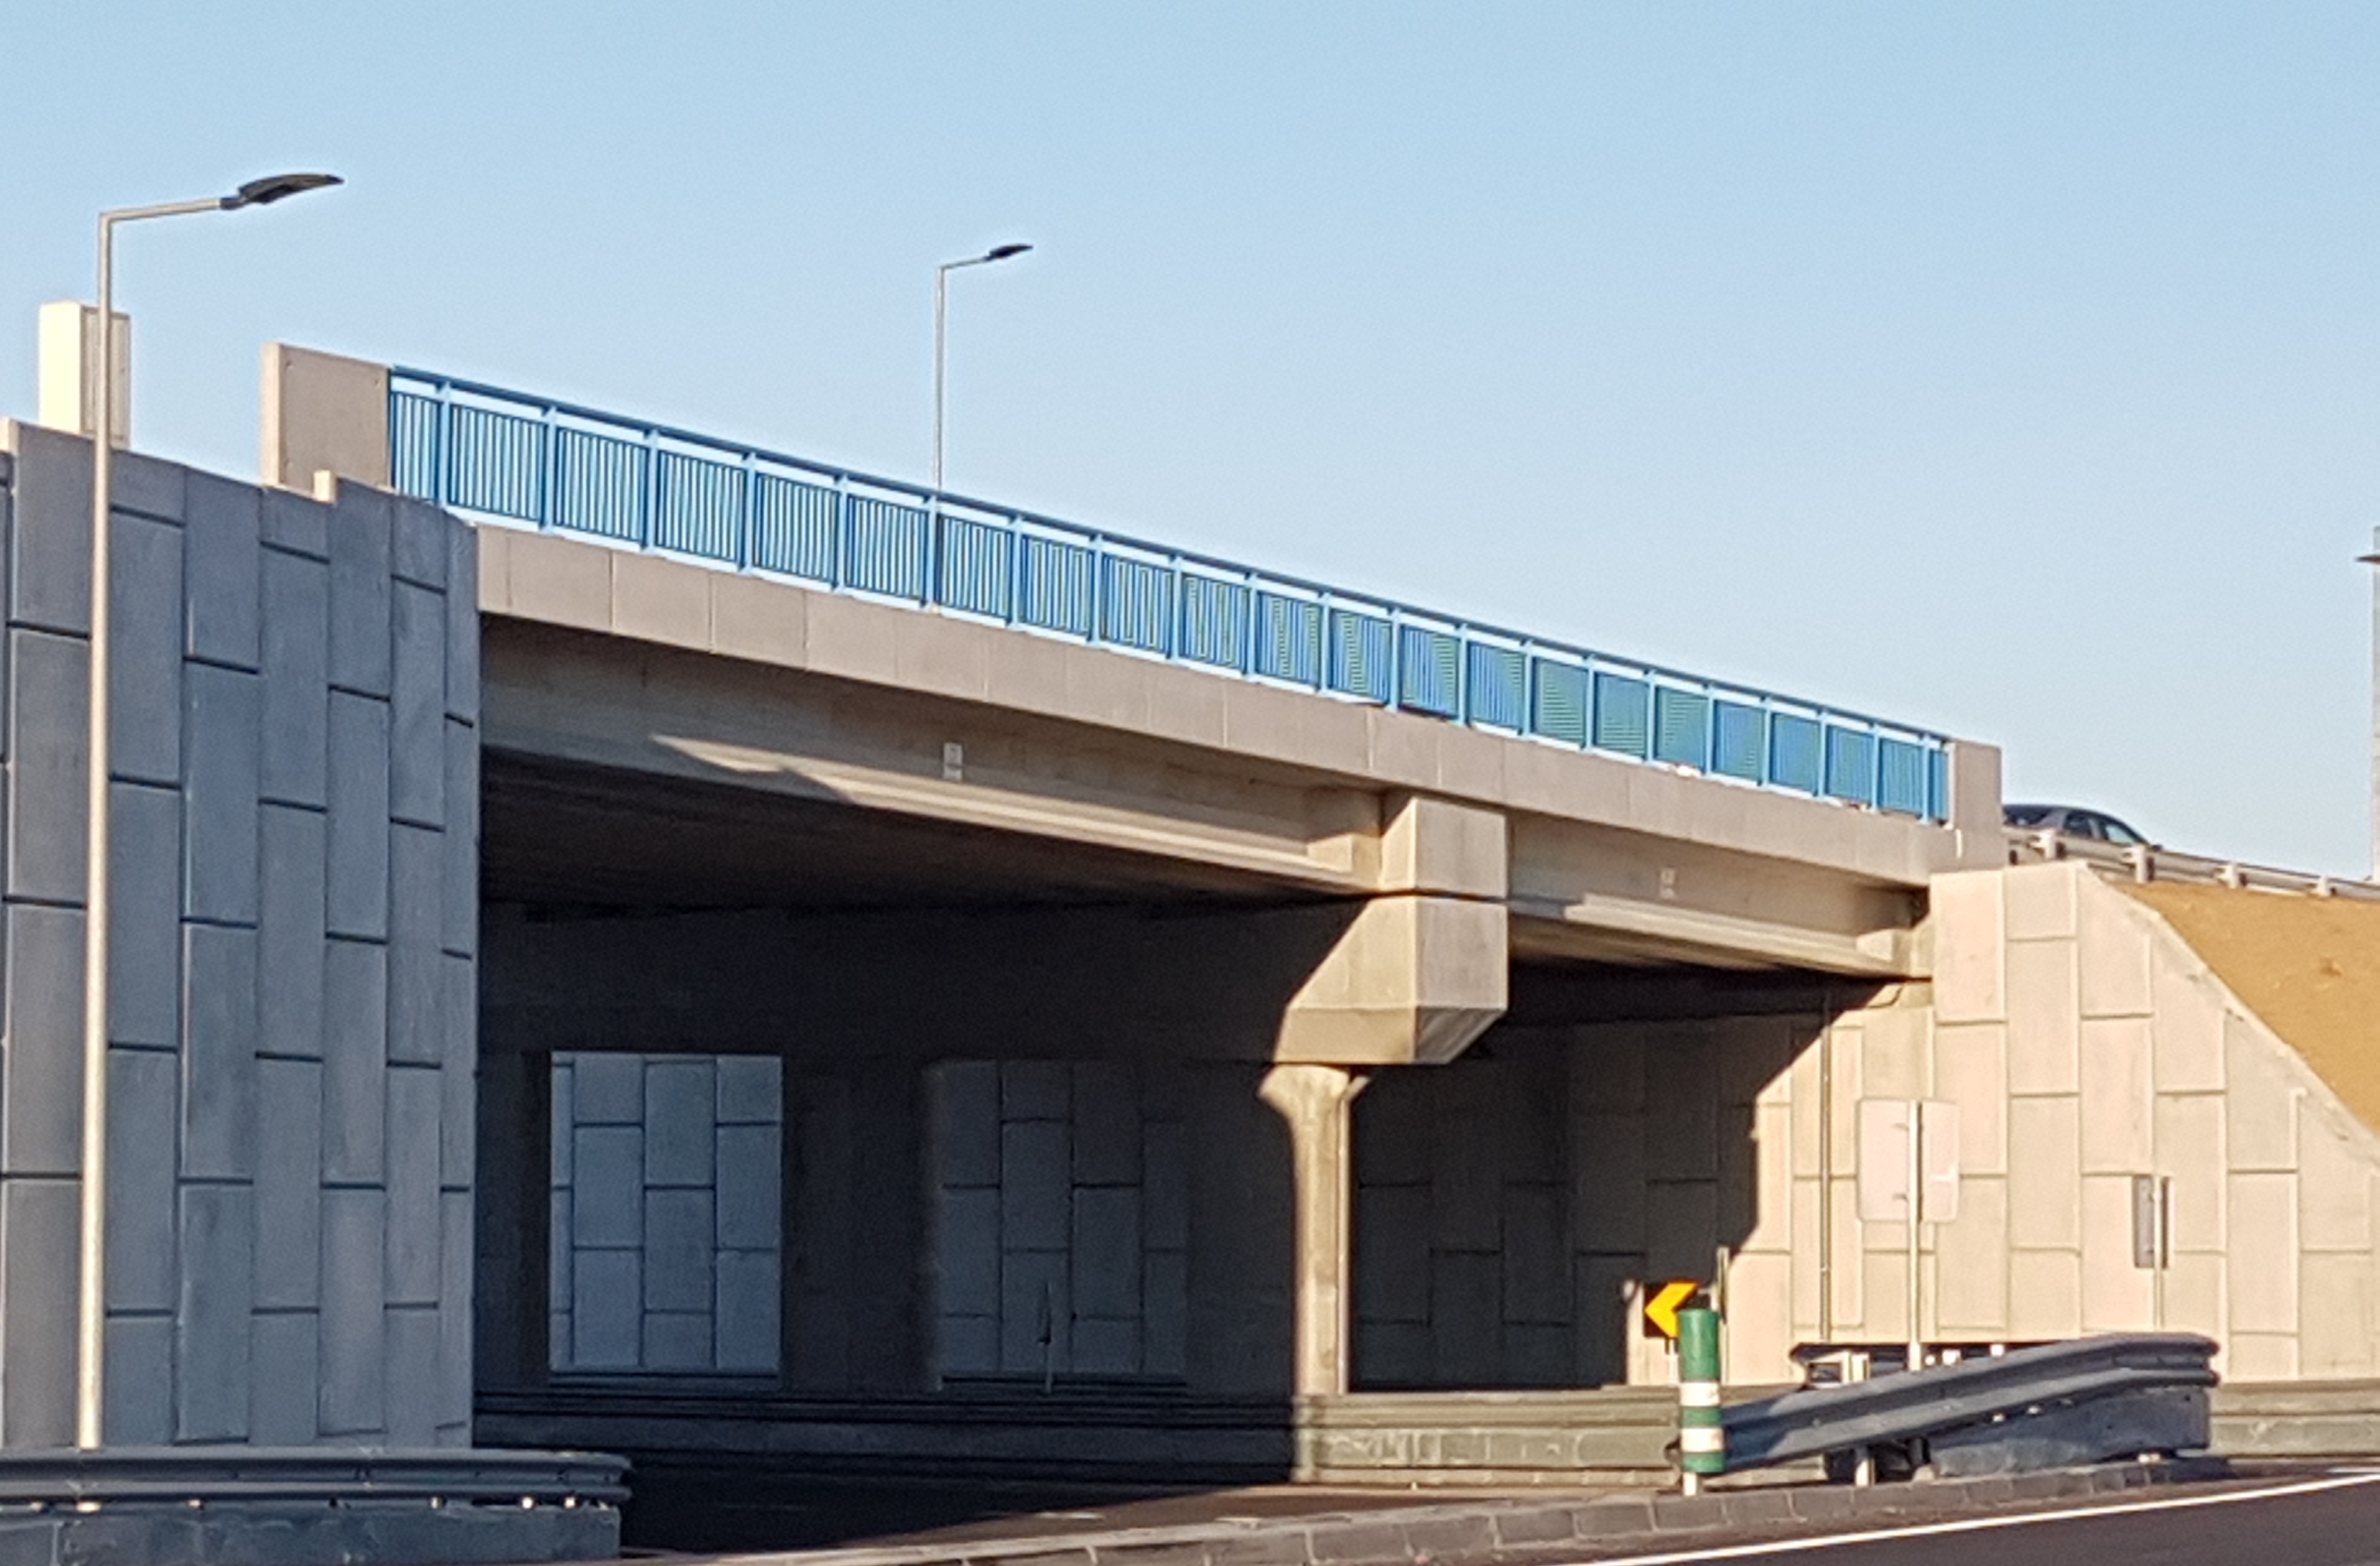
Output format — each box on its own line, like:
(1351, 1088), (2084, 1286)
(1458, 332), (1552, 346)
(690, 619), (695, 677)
(933, 241), (1032, 493)
(78, 170), (342, 1451)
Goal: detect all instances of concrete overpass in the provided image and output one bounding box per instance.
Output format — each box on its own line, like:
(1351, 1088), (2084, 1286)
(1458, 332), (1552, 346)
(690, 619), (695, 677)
(4, 329), (2377, 1554)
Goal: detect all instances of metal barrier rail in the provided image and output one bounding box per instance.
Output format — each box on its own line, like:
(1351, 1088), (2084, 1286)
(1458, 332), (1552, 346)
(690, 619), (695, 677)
(390, 369), (1955, 822)
(2006, 830), (2380, 902)
(1724, 1333), (2217, 1475)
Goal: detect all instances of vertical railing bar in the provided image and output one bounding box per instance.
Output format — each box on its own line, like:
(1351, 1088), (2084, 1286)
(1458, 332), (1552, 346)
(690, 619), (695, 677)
(737, 454), (755, 571)
(538, 405), (558, 531)
(831, 475), (849, 591)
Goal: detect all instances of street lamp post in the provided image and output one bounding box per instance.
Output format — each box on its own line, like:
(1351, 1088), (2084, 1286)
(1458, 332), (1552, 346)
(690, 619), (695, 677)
(932, 242), (1032, 493)
(79, 171), (341, 1450)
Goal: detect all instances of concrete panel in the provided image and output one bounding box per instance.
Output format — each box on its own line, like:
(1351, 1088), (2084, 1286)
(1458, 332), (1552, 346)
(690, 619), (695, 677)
(1573, 1255), (1640, 1387)
(938, 1313), (999, 1377)
(1356, 1183), (1431, 1325)
(0, 1179), (78, 1443)
(716, 1054), (782, 1126)
(259, 487), (329, 561)
(614, 551), (711, 648)
(1070, 1061), (1141, 1186)
(441, 956), (475, 1190)
(2003, 864), (2078, 941)
(392, 497), (447, 591)
(1071, 1315), (1140, 1376)
(714, 1123), (780, 1250)
(643, 1188), (716, 1312)
(320, 938), (387, 1184)
(440, 1189), (473, 1432)
(2004, 940), (2081, 1095)
(1643, 1180), (1718, 1282)
(1724, 1249), (1795, 1386)
(1000, 1119), (1071, 1253)
(8, 630), (88, 902)
(710, 567), (808, 672)
(249, 1311), (320, 1445)
(389, 582), (445, 827)
(1740, 1099), (1795, 1254)
(384, 1305), (443, 1446)
(107, 782), (181, 1047)
(2076, 882), (2153, 1018)
(1858, 1005), (1929, 1100)
(104, 1046), (179, 1312)
(2164, 1250), (2225, 1339)
(1501, 1184), (1570, 1325)
(2150, 956), (2225, 1094)
(2007, 1248), (2082, 1340)
(324, 692), (390, 940)
(110, 513), (183, 785)
(2226, 1332), (2297, 1381)
(175, 1184), (254, 1441)
(932, 1062), (1000, 1187)
(502, 530), (612, 630)
(2227, 1172), (2300, 1334)
(7, 423), (90, 634)
(1001, 1060), (1070, 1122)
(571, 1052), (642, 1125)
(1643, 1029), (1718, 1180)
(1144, 1248), (1188, 1379)
(1932, 1023), (2007, 1176)
(999, 1248), (1070, 1374)
(259, 547), (329, 807)
(441, 720), (477, 955)
(386, 823), (443, 1066)
(2225, 1019), (2298, 1173)
(1070, 1186), (1142, 1320)
(385, 1065), (443, 1306)
(642, 1310), (712, 1372)
(937, 1187), (1000, 1321)
(2007, 1095), (2082, 1250)
(255, 1056), (324, 1310)
(446, 521), (479, 722)
(2301, 1117), (2372, 1253)
(184, 472), (261, 670)
(4, 903), (84, 1176)
(548, 1192), (571, 1317)
(645, 1058), (717, 1187)
(571, 1126), (644, 1249)
(319, 1187), (387, 1436)
(571, 1249), (640, 1370)
(1859, 1250), (1909, 1343)
(2079, 1174), (2155, 1331)
(103, 1313), (174, 1446)
(1573, 1114), (1647, 1254)
(1144, 1119), (1188, 1253)
(181, 662), (261, 921)
(2078, 1017), (2152, 1175)
(180, 922), (259, 1180)
(326, 485), (392, 696)
(2299, 1252), (2375, 1377)
(264, 348), (392, 492)
(1929, 873), (2004, 1023)
(257, 804), (325, 1060)
(2155, 1093), (2226, 1254)
(1428, 1251), (1502, 1383)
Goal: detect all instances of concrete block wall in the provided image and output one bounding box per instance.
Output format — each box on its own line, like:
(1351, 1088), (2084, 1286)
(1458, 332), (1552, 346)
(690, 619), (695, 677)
(0, 423), (479, 1447)
(927, 1060), (1189, 1382)
(548, 1051), (782, 1374)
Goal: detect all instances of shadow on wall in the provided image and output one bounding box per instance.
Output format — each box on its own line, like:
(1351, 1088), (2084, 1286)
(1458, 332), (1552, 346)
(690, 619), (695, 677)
(1352, 991), (1870, 1392)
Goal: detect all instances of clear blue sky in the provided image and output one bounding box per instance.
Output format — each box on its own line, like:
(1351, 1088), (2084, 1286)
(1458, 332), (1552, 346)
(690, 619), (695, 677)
(6, 3), (2375, 871)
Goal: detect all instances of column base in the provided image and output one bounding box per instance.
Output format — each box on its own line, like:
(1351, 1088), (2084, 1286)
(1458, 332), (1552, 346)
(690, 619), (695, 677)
(0, 1446), (625, 1564)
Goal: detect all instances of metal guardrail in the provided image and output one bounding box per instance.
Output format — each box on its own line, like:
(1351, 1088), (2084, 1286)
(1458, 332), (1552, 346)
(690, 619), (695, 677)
(1724, 1334), (2217, 1477)
(389, 369), (1956, 823)
(2007, 830), (2380, 902)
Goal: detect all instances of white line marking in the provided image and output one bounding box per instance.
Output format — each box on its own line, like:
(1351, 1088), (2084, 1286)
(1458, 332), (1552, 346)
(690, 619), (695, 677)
(1570, 1469), (2380, 1564)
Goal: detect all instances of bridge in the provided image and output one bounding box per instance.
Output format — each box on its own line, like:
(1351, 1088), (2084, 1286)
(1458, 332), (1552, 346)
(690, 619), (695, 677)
(0, 331), (2372, 1556)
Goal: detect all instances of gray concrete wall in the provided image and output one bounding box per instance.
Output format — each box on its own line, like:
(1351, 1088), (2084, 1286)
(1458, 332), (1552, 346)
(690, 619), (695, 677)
(0, 422), (479, 1447)
(548, 1052), (781, 1375)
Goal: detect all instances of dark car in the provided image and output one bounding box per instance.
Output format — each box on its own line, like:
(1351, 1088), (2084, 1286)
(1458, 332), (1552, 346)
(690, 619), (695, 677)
(2003, 803), (2153, 847)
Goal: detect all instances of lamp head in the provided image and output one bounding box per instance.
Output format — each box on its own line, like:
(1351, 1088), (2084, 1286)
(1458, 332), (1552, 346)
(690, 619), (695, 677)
(983, 242), (1033, 262)
(221, 172), (343, 210)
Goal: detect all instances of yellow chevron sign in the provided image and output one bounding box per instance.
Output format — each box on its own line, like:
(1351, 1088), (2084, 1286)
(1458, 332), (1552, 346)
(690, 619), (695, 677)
(1643, 1280), (1701, 1339)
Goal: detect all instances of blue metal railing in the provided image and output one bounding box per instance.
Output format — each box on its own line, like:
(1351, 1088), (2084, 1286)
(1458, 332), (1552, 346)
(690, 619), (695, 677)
(391, 369), (1955, 822)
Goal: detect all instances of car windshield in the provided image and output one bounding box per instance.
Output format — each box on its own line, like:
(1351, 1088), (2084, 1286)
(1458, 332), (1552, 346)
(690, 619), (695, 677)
(2004, 806), (2053, 827)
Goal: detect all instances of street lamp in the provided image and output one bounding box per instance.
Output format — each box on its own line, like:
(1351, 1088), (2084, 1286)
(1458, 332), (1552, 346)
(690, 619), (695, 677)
(932, 241), (1031, 492)
(79, 170), (342, 1450)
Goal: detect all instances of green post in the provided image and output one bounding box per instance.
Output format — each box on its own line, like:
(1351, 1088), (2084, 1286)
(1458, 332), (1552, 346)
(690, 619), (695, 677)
(1677, 1305), (1724, 1490)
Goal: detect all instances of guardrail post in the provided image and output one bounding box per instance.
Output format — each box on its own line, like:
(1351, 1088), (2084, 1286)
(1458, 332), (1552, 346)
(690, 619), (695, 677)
(1679, 1305), (1724, 1494)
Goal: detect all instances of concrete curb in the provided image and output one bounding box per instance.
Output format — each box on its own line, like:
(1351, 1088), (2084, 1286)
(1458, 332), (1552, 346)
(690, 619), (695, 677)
(680, 1458), (2231, 1566)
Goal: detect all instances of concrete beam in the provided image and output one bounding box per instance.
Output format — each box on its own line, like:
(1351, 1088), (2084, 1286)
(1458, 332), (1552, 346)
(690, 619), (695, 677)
(1277, 896), (1508, 1066)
